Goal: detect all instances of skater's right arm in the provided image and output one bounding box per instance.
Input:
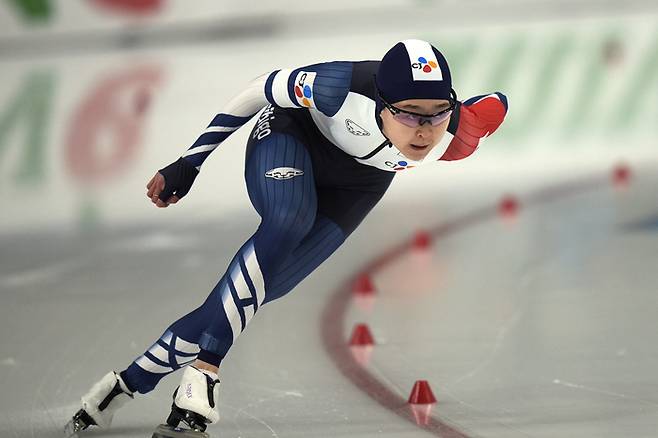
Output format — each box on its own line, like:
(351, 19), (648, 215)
(180, 61), (352, 171)
(150, 62), (353, 207)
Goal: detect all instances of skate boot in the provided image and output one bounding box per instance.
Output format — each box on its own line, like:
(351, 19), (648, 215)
(152, 366), (220, 438)
(64, 371), (134, 437)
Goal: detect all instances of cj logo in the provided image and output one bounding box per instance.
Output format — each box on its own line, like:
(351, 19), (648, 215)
(411, 56), (438, 73)
(384, 160), (415, 171)
(294, 73), (313, 107)
(265, 167), (304, 180)
(345, 119), (370, 136)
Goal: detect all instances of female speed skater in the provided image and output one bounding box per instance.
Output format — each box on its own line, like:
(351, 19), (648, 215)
(65, 39), (508, 437)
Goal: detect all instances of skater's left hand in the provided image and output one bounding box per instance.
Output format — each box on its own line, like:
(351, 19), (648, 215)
(146, 157), (200, 208)
(146, 172), (179, 208)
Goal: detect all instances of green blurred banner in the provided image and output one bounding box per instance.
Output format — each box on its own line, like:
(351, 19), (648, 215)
(6, 0), (52, 21)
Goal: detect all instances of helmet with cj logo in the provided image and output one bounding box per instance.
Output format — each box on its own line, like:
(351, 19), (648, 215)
(376, 39), (453, 105)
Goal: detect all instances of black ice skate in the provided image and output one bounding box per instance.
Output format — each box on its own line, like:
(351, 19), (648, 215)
(152, 366), (220, 438)
(64, 371), (134, 437)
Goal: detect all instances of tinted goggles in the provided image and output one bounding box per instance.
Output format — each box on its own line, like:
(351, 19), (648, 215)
(380, 89), (457, 128)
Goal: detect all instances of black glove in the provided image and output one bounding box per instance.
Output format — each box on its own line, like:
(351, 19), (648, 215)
(157, 157), (199, 202)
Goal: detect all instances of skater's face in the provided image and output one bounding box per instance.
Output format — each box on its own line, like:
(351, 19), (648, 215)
(380, 98), (453, 161)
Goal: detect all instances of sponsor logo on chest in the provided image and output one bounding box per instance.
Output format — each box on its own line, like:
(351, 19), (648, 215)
(345, 119), (370, 136)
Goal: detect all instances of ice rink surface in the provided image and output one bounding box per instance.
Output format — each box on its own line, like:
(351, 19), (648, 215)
(1, 161), (656, 438)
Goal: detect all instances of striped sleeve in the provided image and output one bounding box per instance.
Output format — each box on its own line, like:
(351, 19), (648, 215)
(182, 73), (269, 170)
(440, 92), (509, 162)
(182, 62), (353, 170)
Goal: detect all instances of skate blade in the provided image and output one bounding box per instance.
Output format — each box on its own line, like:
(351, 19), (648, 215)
(152, 423), (209, 438)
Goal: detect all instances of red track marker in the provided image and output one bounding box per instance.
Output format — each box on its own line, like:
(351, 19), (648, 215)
(352, 274), (375, 296)
(498, 195), (519, 219)
(349, 324), (375, 347)
(612, 163), (632, 188)
(412, 230), (433, 250)
(408, 380), (437, 405)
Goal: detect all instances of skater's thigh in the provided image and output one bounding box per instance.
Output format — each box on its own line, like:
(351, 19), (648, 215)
(244, 132), (316, 220)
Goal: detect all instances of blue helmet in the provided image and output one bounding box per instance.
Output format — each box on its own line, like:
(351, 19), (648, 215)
(376, 39), (453, 104)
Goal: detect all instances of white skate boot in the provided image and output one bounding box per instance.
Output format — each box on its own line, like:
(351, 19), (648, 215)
(64, 371), (134, 436)
(152, 366), (220, 438)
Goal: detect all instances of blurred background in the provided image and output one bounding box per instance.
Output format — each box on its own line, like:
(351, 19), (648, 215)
(1, 2), (657, 437)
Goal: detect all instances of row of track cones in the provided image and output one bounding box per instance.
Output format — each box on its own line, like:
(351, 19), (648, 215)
(349, 274), (376, 365)
(348, 322), (438, 424)
(345, 162), (632, 427)
(498, 163), (632, 223)
(349, 274), (437, 425)
(349, 163), (632, 260)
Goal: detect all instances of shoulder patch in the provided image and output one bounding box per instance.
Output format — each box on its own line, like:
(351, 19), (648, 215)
(288, 61), (353, 117)
(292, 71), (317, 108)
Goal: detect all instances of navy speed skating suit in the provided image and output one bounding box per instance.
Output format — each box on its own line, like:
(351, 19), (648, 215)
(121, 58), (508, 393)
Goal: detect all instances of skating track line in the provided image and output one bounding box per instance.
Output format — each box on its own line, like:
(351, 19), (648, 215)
(320, 174), (603, 437)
